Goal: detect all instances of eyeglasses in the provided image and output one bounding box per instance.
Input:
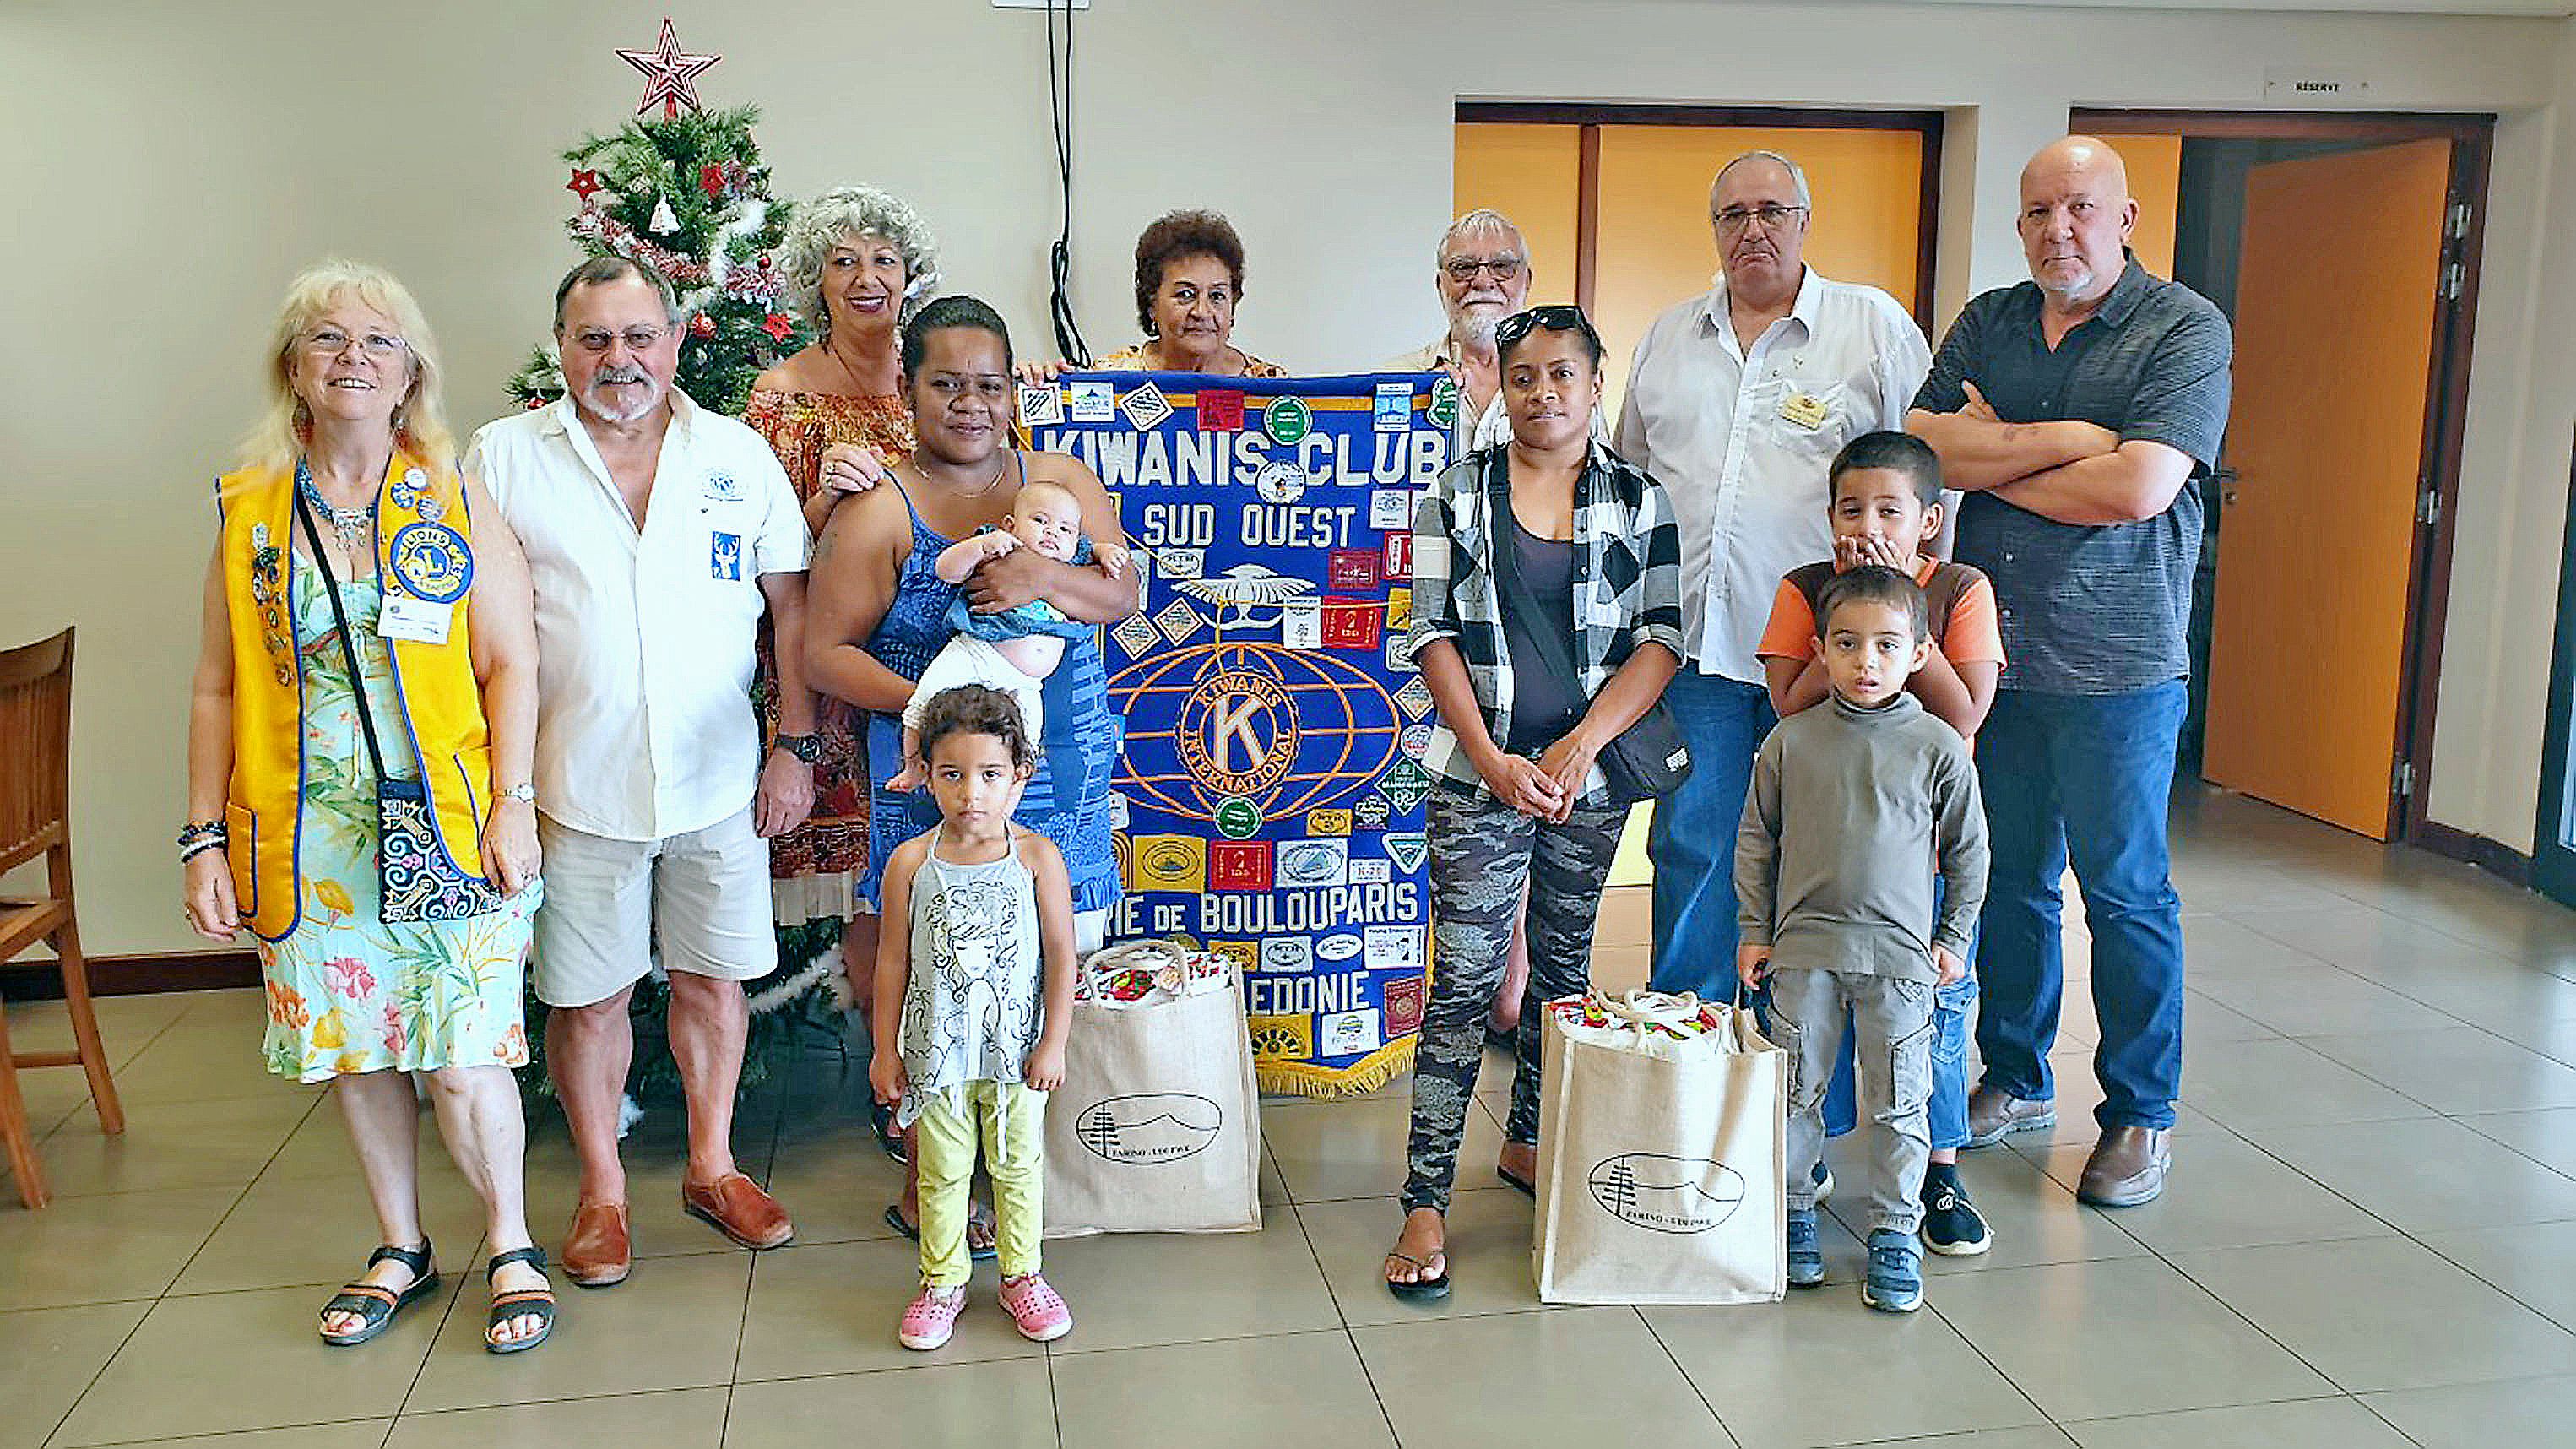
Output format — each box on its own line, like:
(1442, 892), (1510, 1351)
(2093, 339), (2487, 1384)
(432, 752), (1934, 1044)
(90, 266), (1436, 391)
(301, 328), (407, 360)
(567, 324), (674, 355)
(1493, 304), (1600, 353)
(1441, 254), (1527, 283)
(1713, 204), (1809, 235)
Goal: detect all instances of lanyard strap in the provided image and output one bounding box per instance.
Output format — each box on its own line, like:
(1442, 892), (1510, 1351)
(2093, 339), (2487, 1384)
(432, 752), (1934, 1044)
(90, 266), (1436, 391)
(290, 464), (392, 784)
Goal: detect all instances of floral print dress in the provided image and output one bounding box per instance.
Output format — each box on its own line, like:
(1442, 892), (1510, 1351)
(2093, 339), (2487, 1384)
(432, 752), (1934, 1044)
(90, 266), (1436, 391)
(258, 554), (537, 1083)
(740, 388), (916, 925)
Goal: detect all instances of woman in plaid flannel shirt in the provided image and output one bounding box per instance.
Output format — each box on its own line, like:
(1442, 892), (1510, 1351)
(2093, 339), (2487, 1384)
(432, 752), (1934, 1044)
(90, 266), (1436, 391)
(1384, 306), (1685, 1300)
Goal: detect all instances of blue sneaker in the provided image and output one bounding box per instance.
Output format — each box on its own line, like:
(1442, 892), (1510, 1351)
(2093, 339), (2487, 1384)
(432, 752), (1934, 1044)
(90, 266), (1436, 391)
(1861, 1229), (1923, 1312)
(1786, 1209), (1826, 1288)
(1812, 1158), (1834, 1202)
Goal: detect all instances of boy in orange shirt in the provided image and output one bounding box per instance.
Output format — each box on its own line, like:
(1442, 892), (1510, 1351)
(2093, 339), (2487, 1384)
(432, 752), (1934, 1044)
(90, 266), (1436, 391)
(1756, 430), (2004, 1256)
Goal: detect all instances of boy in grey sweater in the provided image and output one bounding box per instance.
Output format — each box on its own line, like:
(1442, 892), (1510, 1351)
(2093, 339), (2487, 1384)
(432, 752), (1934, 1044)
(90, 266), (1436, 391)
(1736, 566), (1988, 1312)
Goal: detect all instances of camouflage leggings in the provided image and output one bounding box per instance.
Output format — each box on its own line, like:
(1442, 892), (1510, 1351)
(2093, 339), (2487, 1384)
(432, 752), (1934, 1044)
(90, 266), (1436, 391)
(1401, 783), (1625, 1214)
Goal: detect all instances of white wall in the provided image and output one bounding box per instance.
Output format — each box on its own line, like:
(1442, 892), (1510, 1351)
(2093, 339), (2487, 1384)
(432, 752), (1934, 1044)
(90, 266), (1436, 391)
(3, 0), (2570, 954)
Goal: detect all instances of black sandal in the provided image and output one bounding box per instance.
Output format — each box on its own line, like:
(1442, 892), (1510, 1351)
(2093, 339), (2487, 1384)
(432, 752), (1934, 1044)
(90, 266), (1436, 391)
(882, 1202), (999, 1261)
(318, 1241), (439, 1347)
(484, 1246), (556, 1355)
(870, 1099), (909, 1164)
(1384, 1249), (1452, 1302)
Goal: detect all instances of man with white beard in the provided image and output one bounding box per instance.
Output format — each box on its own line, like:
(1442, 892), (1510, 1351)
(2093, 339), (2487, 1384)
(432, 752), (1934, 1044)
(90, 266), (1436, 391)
(465, 255), (818, 1289)
(1385, 209), (1603, 452)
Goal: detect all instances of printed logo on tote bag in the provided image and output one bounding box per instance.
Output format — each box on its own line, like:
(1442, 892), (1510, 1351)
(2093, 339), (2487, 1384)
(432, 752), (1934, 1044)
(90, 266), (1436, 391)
(1587, 1153), (1748, 1235)
(1075, 1093), (1224, 1164)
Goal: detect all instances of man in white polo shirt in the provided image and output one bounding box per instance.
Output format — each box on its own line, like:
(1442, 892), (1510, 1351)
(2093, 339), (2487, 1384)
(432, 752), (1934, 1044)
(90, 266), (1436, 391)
(466, 256), (818, 1288)
(1616, 149), (1932, 1001)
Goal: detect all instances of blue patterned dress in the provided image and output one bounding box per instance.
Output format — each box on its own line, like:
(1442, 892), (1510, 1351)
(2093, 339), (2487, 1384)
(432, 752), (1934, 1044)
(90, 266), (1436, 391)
(859, 478), (1123, 914)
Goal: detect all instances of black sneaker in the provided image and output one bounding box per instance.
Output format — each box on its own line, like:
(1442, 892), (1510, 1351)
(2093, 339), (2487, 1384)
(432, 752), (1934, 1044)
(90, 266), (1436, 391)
(1812, 1157), (1834, 1203)
(1919, 1166), (1991, 1257)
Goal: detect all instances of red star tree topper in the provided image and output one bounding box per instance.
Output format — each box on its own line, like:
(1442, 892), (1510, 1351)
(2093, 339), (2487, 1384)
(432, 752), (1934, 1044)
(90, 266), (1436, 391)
(616, 19), (719, 120)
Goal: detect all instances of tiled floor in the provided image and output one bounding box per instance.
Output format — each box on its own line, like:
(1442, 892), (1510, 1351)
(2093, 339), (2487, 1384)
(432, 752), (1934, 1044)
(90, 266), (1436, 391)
(10, 790), (2576, 1446)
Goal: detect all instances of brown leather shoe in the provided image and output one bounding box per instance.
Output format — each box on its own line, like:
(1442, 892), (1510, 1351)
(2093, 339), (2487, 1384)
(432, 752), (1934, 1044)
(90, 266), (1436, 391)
(682, 1172), (794, 1250)
(561, 1200), (632, 1288)
(2077, 1126), (2172, 1208)
(1964, 1086), (2056, 1148)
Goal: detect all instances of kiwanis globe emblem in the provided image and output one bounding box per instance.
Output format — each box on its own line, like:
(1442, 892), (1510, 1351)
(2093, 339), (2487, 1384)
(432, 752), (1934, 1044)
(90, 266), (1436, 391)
(1110, 641), (1402, 825)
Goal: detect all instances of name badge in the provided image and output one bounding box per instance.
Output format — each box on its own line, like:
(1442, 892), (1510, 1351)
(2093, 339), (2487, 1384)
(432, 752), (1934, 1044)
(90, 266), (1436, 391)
(710, 531), (744, 581)
(1779, 391), (1830, 431)
(377, 594), (454, 646)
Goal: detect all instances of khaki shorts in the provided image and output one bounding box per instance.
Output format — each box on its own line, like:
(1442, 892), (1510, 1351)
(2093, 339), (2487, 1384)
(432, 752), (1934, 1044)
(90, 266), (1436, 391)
(533, 806), (776, 1009)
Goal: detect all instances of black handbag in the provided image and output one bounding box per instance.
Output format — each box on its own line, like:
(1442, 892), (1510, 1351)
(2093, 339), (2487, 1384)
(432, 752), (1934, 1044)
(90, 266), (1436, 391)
(295, 486), (503, 923)
(1484, 476), (1692, 806)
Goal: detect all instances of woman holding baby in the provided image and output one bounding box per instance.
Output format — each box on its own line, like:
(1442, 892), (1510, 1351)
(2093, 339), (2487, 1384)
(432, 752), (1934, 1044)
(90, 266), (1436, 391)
(803, 292), (1139, 1240)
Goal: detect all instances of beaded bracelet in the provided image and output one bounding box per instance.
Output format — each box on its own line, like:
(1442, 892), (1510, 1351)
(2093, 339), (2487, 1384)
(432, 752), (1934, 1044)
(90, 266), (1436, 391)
(177, 819), (227, 845)
(178, 838), (226, 866)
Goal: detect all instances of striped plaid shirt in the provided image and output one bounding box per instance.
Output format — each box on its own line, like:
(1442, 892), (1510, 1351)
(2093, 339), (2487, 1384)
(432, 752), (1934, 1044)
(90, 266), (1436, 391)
(1408, 441), (1686, 804)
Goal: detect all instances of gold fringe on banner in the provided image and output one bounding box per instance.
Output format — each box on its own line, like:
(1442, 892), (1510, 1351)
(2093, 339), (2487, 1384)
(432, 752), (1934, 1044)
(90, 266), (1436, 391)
(1257, 1034), (1417, 1099)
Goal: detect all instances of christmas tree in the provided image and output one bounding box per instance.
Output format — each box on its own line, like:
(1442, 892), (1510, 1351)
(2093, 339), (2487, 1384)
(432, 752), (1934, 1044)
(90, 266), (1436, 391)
(505, 23), (809, 415)
(512, 23), (846, 1108)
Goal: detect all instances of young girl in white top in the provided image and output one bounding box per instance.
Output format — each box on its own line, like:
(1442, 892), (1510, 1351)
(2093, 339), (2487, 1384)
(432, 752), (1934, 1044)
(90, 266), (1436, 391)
(870, 684), (1080, 1349)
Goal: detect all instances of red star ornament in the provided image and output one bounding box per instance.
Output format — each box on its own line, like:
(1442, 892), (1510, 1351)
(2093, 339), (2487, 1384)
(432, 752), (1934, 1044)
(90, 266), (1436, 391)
(761, 314), (794, 342)
(616, 19), (719, 120)
(567, 168), (605, 204)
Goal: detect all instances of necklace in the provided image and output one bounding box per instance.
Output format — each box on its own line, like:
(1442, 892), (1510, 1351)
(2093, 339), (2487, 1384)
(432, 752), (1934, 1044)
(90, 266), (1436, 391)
(905, 453), (1009, 500)
(821, 330), (887, 399)
(296, 459), (377, 558)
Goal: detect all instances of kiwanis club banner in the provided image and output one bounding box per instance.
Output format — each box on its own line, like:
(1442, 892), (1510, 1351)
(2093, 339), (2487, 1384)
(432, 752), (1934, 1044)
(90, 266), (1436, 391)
(1025, 370), (1456, 1097)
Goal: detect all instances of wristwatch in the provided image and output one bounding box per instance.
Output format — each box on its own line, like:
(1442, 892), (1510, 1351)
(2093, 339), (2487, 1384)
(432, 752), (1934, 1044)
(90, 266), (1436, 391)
(496, 783), (537, 805)
(775, 733), (822, 763)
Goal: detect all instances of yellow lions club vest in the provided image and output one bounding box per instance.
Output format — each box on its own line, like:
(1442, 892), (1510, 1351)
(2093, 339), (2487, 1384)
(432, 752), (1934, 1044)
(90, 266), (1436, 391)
(216, 452), (494, 940)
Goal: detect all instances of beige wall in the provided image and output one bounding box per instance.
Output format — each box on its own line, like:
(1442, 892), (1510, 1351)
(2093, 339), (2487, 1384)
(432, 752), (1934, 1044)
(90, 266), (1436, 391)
(3, 0), (2571, 954)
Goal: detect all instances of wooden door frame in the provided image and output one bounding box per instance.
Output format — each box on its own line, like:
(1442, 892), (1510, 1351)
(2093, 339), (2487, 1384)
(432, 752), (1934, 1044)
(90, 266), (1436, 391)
(1453, 102), (1945, 332)
(2074, 107), (2496, 851)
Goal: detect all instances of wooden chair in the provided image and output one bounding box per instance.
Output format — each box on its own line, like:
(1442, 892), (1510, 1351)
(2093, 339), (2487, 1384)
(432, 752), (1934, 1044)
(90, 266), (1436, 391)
(0, 627), (123, 1209)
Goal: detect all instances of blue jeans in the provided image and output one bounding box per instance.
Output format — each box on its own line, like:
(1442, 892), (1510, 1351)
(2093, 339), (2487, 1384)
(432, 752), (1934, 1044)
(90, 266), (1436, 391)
(1973, 682), (2188, 1132)
(1648, 671), (1776, 999)
(1826, 973), (1977, 1153)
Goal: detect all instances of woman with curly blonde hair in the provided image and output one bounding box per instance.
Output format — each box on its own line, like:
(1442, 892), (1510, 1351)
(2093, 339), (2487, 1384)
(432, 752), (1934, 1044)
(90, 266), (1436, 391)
(182, 258), (554, 1354)
(740, 185), (942, 1152)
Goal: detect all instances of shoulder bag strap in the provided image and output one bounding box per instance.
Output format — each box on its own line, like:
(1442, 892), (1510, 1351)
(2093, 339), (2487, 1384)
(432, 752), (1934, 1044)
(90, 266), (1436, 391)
(291, 477), (393, 784)
(1487, 466), (1590, 696)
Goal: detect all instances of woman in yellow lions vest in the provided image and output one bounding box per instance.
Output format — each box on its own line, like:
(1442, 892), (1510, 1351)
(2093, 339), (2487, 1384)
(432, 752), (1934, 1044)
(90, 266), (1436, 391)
(180, 259), (556, 1354)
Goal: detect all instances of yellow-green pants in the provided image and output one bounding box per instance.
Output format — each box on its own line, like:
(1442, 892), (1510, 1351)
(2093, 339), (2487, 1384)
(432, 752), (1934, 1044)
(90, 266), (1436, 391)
(914, 1078), (1046, 1287)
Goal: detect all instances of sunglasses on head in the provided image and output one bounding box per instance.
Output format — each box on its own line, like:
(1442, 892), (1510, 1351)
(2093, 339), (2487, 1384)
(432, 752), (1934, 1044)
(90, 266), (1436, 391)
(1494, 304), (1599, 354)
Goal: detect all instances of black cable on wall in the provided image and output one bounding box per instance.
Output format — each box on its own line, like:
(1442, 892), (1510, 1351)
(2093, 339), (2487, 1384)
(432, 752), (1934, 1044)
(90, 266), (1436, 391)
(1046, 0), (1089, 365)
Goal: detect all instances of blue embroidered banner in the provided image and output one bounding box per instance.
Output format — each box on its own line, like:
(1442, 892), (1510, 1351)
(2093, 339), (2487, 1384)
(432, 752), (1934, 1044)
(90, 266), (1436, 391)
(1026, 371), (1456, 1096)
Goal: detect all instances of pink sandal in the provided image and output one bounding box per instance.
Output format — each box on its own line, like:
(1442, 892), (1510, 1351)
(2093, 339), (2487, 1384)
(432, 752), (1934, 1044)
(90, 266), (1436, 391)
(998, 1272), (1072, 1342)
(898, 1284), (966, 1350)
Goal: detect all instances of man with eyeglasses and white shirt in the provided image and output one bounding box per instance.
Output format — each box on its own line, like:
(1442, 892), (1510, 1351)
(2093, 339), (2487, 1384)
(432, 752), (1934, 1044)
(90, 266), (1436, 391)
(464, 255), (817, 1289)
(1615, 150), (1932, 1000)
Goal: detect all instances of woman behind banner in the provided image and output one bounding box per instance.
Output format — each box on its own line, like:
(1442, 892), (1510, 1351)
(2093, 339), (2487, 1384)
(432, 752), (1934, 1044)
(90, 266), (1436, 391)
(744, 184), (940, 1154)
(181, 259), (556, 1353)
(1383, 305), (1684, 1300)
(804, 293), (1139, 1241)
(1018, 209), (1285, 381)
